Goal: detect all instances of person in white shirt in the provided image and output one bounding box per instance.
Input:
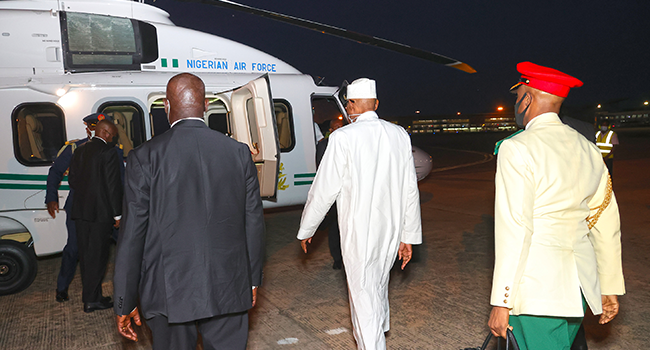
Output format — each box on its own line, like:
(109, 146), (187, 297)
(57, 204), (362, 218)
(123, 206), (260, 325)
(297, 78), (422, 350)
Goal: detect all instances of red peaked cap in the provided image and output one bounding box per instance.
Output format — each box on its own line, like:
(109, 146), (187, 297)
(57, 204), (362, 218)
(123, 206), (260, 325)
(510, 62), (583, 98)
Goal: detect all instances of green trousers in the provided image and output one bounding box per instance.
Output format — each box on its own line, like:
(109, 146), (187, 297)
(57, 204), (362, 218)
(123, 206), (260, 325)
(509, 298), (587, 350)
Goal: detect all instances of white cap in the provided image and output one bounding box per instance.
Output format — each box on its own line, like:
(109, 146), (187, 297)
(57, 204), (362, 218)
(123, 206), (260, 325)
(346, 78), (377, 99)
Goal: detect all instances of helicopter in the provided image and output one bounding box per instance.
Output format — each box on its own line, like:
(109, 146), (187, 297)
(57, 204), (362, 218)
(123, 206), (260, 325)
(0, 0), (474, 295)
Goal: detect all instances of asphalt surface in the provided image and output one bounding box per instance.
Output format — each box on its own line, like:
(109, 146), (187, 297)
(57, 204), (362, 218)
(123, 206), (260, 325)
(1, 128), (648, 349)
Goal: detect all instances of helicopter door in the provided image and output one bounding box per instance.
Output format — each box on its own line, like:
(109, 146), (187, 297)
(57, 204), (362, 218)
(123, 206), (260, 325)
(230, 75), (280, 199)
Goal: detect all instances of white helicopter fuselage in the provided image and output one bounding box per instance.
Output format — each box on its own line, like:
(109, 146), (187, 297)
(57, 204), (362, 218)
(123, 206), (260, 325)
(0, 0), (432, 262)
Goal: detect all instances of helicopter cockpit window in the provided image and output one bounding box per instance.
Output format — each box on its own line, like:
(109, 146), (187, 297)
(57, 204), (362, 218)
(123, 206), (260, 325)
(98, 103), (146, 158)
(60, 12), (158, 72)
(12, 103), (66, 166)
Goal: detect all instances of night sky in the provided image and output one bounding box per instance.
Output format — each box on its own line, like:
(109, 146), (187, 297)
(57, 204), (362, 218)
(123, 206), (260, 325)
(151, 0), (650, 117)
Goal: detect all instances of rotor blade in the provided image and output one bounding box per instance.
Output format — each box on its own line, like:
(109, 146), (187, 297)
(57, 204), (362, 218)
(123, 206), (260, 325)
(177, 0), (477, 73)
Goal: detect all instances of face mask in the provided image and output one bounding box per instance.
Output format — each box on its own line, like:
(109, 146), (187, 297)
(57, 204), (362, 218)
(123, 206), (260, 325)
(514, 93), (530, 128)
(87, 128), (95, 139)
(600, 126), (608, 132)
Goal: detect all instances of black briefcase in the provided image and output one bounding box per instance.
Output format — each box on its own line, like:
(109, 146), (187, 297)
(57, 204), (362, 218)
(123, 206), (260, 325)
(462, 329), (520, 350)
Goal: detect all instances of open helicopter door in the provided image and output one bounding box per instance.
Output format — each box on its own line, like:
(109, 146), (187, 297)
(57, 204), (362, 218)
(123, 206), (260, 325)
(230, 75), (280, 199)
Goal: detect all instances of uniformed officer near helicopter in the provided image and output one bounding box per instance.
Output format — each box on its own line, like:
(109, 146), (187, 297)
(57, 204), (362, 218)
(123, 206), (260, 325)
(46, 113), (123, 303)
(488, 62), (625, 349)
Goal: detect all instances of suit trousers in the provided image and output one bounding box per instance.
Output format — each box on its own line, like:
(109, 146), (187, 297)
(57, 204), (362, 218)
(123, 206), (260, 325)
(147, 311), (249, 350)
(327, 208), (342, 264)
(74, 220), (112, 303)
(604, 158), (614, 178)
(56, 207), (78, 292)
(571, 323), (588, 350)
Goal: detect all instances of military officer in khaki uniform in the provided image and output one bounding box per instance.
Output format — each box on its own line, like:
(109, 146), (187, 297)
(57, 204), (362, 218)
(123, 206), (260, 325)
(488, 62), (625, 349)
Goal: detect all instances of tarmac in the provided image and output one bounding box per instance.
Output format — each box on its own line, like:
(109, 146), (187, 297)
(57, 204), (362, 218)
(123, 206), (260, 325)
(1, 129), (648, 349)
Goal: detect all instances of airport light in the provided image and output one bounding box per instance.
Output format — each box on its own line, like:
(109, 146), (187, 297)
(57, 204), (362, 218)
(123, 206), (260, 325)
(457, 112), (461, 115)
(644, 101), (648, 106)
(597, 104), (602, 109)
(497, 106), (504, 111)
(415, 110), (420, 114)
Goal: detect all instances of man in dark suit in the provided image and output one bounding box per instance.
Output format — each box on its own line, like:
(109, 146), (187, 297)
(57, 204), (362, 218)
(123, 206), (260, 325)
(113, 73), (265, 350)
(47, 113), (124, 303)
(68, 120), (122, 312)
(47, 113), (100, 302)
(561, 115), (596, 143)
(315, 118), (345, 269)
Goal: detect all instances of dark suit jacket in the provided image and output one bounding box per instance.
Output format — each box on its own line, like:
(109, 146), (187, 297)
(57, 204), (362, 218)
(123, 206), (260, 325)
(561, 116), (596, 144)
(113, 119), (265, 323)
(68, 137), (122, 223)
(315, 138), (328, 167)
(47, 137), (125, 211)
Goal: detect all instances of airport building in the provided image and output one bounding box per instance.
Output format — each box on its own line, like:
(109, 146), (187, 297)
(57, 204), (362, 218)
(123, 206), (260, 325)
(596, 109), (650, 127)
(392, 112), (517, 134)
(393, 106), (649, 134)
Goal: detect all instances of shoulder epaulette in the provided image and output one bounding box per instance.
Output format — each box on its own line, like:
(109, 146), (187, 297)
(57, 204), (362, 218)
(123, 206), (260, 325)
(56, 140), (81, 157)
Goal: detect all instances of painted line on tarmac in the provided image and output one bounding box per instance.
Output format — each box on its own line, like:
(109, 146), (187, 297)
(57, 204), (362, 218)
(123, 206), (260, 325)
(325, 327), (348, 335)
(430, 148), (494, 173)
(277, 337), (299, 345)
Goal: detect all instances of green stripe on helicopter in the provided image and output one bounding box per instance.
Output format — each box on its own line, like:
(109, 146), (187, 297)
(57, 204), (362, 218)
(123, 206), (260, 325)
(0, 173), (69, 190)
(293, 173), (315, 186)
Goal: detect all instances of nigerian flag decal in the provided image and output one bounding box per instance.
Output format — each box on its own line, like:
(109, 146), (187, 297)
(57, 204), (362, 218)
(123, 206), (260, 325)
(161, 58), (179, 68)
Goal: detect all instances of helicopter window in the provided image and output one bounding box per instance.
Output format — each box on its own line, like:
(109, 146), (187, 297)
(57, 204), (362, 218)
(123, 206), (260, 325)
(60, 12), (158, 72)
(149, 96), (290, 153)
(98, 103), (146, 158)
(12, 103), (66, 166)
(149, 98), (230, 138)
(274, 100), (295, 152)
(138, 21), (159, 64)
(149, 98), (170, 138)
(246, 98), (261, 150)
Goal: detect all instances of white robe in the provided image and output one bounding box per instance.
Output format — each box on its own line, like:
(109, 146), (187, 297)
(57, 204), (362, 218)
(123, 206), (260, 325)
(297, 111), (422, 350)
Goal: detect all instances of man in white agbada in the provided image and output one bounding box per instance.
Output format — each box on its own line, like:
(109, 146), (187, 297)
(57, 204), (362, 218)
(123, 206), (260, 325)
(297, 78), (422, 350)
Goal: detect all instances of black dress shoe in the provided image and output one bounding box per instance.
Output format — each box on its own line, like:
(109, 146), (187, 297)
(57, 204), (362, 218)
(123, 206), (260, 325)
(55, 289), (69, 302)
(332, 261), (343, 270)
(84, 297), (113, 313)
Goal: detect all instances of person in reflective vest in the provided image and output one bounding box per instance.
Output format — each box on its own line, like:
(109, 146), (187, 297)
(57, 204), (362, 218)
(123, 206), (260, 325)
(596, 120), (618, 176)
